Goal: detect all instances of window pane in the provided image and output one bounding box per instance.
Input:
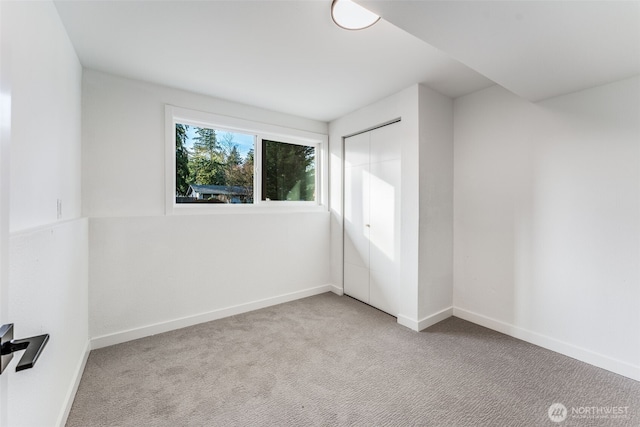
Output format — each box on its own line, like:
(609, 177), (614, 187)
(261, 140), (315, 201)
(175, 123), (254, 204)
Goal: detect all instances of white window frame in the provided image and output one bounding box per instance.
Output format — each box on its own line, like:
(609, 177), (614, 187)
(165, 105), (328, 214)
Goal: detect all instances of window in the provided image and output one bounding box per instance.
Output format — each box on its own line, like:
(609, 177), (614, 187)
(262, 140), (315, 202)
(166, 106), (327, 213)
(175, 124), (255, 204)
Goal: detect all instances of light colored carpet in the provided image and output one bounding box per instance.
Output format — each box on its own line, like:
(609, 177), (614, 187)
(66, 293), (639, 426)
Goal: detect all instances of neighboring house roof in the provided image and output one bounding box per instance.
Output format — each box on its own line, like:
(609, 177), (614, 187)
(188, 184), (249, 196)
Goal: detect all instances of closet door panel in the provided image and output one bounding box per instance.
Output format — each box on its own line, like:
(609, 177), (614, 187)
(344, 132), (371, 303)
(344, 263), (369, 304)
(370, 268), (397, 316)
(343, 164), (370, 269)
(344, 123), (400, 316)
(344, 132), (369, 167)
(368, 159), (400, 277)
(370, 121), (401, 164)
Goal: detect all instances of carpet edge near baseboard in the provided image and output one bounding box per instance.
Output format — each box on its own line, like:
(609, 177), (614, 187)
(453, 307), (640, 382)
(89, 284), (335, 350)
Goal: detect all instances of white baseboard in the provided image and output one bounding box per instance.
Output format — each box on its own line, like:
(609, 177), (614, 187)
(397, 307), (453, 331)
(56, 340), (90, 427)
(90, 284), (334, 350)
(453, 307), (640, 382)
(397, 315), (419, 331)
(330, 284), (343, 296)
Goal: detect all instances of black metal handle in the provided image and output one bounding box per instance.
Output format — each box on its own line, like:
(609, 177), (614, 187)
(0, 324), (49, 374)
(3, 335), (49, 371)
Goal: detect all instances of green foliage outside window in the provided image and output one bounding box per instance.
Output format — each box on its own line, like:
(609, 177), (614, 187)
(175, 124), (191, 196)
(175, 124), (254, 203)
(261, 140), (315, 201)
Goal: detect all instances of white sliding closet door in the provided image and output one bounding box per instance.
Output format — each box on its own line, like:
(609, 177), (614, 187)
(344, 123), (400, 316)
(344, 132), (370, 304)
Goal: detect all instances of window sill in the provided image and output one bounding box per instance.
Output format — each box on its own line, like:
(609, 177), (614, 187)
(167, 203), (328, 216)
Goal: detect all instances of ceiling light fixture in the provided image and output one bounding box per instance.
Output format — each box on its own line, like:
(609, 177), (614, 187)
(331, 0), (380, 31)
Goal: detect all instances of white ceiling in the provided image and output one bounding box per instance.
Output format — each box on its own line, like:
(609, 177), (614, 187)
(53, 1), (639, 122)
(53, 0), (493, 122)
(361, 0), (640, 102)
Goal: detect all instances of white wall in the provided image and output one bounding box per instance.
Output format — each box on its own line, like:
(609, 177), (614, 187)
(8, 5), (82, 232)
(82, 70), (327, 218)
(2, 1), (89, 426)
(329, 84), (454, 330)
(329, 85), (421, 324)
(418, 85), (454, 322)
(453, 77), (640, 380)
(82, 71), (332, 345)
(9, 220), (88, 427)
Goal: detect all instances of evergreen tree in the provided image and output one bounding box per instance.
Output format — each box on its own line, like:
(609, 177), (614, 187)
(191, 127), (226, 185)
(241, 149), (255, 202)
(175, 123), (191, 196)
(227, 146), (242, 168)
(225, 147), (254, 202)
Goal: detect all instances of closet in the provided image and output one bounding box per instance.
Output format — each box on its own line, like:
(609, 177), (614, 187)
(343, 122), (401, 316)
